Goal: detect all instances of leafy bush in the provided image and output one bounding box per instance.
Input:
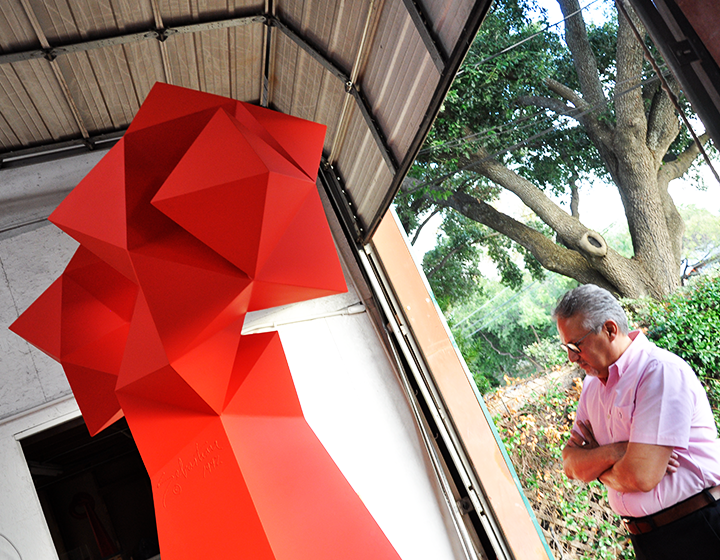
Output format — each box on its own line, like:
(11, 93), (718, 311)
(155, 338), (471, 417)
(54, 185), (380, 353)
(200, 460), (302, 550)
(447, 273), (577, 390)
(523, 338), (567, 371)
(625, 274), (720, 428)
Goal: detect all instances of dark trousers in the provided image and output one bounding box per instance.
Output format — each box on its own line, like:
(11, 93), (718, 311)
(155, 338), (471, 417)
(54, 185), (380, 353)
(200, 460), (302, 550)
(630, 499), (720, 560)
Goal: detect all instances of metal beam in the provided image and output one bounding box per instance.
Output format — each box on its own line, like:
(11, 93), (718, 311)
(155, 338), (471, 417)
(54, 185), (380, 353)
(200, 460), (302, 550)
(319, 162), (365, 243)
(346, 84), (398, 173)
(627, 0), (720, 152)
(271, 16), (398, 174)
(163, 15), (265, 38)
(363, 0), (493, 242)
(0, 12), (399, 181)
(0, 15), (265, 66)
(269, 17), (349, 82)
(0, 130), (124, 169)
(400, 0), (446, 72)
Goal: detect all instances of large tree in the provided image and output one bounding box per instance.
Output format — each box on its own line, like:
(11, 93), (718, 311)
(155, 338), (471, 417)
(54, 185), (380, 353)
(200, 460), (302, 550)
(397, 0), (712, 299)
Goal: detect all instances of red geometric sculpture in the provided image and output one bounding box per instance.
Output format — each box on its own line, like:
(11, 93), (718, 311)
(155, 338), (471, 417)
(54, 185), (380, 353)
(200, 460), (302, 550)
(11, 83), (401, 560)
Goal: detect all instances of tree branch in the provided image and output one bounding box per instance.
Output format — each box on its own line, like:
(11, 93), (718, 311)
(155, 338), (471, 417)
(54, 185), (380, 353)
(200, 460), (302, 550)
(556, 0), (606, 108)
(441, 191), (616, 288)
(411, 209), (440, 245)
(544, 78), (614, 151)
(427, 243), (463, 279)
(646, 75), (680, 158)
(614, 1), (647, 138)
(570, 178), (580, 219)
(466, 145), (608, 253)
(658, 133), (711, 183)
(545, 77), (589, 111)
(518, 94), (580, 118)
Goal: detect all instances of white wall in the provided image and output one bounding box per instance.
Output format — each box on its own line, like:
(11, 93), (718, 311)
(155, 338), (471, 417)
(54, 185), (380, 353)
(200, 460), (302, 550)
(0, 224), (78, 421)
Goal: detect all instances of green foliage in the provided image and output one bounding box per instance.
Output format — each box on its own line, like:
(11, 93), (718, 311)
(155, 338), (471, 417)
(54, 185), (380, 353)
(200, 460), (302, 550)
(413, 0), (615, 192)
(600, 204), (720, 267)
(395, 0), (712, 300)
(447, 272), (576, 389)
(421, 212), (487, 310)
(416, 211), (549, 312)
(601, 221), (633, 258)
(626, 275), (720, 428)
(524, 337), (567, 370)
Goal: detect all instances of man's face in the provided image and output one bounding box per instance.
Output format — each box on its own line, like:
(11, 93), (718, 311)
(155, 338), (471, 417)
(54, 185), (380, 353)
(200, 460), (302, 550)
(556, 314), (612, 382)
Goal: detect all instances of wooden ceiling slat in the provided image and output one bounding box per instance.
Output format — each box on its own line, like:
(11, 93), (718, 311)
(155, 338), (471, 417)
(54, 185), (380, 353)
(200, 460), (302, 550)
(67, 0), (118, 38)
(55, 54), (113, 132)
(0, 64), (55, 146)
(230, 25), (263, 103)
(30, 0), (81, 44)
(122, 41), (165, 104)
(0, 0), (39, 51)
(0, 0), (492, 241)
(0, 111), (21, 150)
(165, 32), (201, 91)
(85, 45), (140, 128)
(12, 59), (79, 140)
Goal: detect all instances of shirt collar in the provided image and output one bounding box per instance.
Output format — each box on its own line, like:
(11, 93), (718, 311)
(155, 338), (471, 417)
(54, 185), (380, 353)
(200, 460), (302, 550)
(608, 330), (646, 380)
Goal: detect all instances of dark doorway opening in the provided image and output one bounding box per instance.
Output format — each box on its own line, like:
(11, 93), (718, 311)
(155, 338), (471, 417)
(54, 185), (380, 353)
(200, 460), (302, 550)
(20, 417), (159, 560)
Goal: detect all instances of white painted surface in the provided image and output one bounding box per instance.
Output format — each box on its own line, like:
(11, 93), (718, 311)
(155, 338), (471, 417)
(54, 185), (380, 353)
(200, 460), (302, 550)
(0, 225), (78, 422)
(0, 222), (81, 560)
(0, 151), (107, 238)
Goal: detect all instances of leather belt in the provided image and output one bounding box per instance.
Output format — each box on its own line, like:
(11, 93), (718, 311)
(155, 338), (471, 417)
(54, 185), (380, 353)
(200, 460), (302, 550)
(622, 485), (720, 535)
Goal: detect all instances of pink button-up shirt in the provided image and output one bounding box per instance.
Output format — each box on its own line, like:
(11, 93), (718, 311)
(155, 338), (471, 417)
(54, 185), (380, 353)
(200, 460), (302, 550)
(574, 331), (720, 517)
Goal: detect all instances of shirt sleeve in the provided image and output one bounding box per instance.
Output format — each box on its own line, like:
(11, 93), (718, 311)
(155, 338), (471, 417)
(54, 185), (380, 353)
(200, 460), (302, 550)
(629, 357), (694, 449)
(573, 378), (591, 431)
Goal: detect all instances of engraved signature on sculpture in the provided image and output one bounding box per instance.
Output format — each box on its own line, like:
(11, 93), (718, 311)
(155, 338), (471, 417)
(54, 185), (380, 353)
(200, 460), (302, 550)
(157, 440), (223, 507)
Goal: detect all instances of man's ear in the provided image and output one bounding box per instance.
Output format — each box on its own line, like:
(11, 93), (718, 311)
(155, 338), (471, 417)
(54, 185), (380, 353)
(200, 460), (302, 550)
(604, 320), (619, 341)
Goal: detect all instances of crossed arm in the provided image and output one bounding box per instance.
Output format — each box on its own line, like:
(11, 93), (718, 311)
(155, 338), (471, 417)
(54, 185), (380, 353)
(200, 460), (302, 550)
(562, 420), (678, 493)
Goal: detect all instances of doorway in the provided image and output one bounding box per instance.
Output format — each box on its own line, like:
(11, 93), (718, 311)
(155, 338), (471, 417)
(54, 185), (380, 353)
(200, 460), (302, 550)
(20, 417), (159, 560)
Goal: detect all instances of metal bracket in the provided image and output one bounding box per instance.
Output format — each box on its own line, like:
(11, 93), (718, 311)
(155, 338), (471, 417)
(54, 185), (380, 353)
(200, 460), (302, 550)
(673, 39), (700, 65)
(319, 163), (364, 243)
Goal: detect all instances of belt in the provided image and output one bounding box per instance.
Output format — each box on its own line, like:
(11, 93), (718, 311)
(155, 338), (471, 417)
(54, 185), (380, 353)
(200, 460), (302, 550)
(622, 485), (720, 535)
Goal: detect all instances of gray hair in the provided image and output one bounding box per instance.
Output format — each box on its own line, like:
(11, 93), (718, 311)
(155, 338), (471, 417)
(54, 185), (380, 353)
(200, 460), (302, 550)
(552, 284), (629, 335)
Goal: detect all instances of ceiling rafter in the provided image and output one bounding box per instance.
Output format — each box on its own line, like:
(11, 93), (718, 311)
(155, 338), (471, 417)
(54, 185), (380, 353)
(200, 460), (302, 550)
(16, 0), (90, 139)
(270, 14), (398, 173)
(327, 0), (384, 168)
(400, 0), (446, 72)
(149, 0), (173, 84)
(365, 0), (490, 241)
(0, 11), (399, 176)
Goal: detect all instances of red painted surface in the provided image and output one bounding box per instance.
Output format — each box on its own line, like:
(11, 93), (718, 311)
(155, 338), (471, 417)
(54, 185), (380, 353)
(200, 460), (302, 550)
(11, 83), (400, 560)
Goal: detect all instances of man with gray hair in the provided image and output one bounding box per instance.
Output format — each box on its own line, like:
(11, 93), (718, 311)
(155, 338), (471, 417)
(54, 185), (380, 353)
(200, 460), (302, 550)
(553, 284), (720, 559)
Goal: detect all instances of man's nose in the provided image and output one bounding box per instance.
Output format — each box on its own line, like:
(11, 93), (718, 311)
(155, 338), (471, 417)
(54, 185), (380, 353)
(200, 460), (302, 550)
(567, 350), (579, 363)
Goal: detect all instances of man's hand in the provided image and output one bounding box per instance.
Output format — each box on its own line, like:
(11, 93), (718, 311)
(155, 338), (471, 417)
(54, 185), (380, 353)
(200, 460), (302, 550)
(667, 450), (679, 474)
(563, 421), (627, 483)
(566, 419), (599, 450)
(563, 419), (679, 491)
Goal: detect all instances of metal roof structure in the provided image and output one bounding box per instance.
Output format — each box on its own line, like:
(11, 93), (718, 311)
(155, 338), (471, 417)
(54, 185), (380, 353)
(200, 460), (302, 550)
(0, 0), (491, 242)
(628, 0), (720, 152)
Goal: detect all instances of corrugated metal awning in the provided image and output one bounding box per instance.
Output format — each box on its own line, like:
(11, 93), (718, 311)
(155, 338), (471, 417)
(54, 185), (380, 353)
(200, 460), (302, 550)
(0, 0), (491, 242)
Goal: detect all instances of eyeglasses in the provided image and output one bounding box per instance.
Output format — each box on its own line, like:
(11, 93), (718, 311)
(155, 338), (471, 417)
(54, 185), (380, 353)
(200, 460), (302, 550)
(560, 327), (598, 355)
